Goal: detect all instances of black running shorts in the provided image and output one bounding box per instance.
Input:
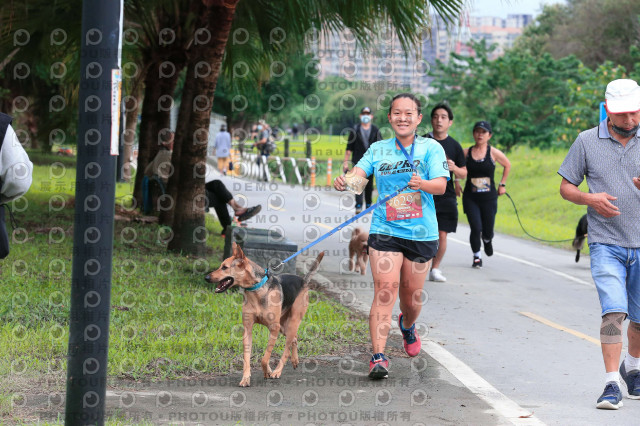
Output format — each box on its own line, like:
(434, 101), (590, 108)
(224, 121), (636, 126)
(367, 233), (438, 263)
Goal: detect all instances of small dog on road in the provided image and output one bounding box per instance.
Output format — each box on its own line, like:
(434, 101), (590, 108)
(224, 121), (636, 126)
(348, 227), (369, 275)
(205, 243), (324, 387)
(573, 214), (588, 263)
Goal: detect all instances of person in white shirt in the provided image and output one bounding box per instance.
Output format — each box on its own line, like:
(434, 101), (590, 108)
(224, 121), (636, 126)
(214, 124), (232, 175)
(0, 113), (33, 204)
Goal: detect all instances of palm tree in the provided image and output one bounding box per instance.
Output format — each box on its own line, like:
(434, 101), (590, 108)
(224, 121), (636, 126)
(0, 0), (83, 149)
(124, 0), (197, 203)
(167, 0), (466, 255)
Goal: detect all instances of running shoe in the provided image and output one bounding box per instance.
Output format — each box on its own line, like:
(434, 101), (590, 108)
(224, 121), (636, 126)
(368, 353), (389, 379)
(620, 362), (640, 399)
(398, 313), (421, 357)
(429, 268), (447, 282)
(483, 239), (493, 256)
(236, 205), (262, 222)
(596, 382), (623, 409)
(472, 256), (482, 268)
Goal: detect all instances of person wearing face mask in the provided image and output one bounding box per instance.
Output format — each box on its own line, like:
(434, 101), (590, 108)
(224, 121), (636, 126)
(344, 107), (382, 214)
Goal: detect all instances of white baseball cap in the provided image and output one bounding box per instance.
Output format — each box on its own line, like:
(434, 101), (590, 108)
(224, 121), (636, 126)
(605, 79), (640, 113)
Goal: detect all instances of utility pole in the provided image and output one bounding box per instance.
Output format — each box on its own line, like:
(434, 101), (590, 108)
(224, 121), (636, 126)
(65, 1), (123, 424)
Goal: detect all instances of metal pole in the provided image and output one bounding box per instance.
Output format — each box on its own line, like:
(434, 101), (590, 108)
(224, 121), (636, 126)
(305, 139), (311, 159)
(116, 98), (126, 182)
(65, 1), (123, 424)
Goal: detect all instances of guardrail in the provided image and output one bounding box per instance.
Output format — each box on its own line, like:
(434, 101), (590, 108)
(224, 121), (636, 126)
(221, 138), (323, 185)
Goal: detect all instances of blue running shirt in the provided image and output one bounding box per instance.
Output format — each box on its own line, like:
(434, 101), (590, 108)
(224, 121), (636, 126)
(356, 136), (449, 241)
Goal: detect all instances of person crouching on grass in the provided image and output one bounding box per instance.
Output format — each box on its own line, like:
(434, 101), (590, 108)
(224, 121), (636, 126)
(334, 93), (448, 379)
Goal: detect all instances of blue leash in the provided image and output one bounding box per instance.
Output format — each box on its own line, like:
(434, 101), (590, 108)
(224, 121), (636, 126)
(275, 184), (410, 268)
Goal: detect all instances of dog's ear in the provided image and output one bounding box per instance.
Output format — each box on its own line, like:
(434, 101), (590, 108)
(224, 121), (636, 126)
(234, 243), (245, 259)
(232, 242), (245, 258)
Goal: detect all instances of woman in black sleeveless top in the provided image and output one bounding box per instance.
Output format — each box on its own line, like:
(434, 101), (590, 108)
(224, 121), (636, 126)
(462, 121), (511, 268)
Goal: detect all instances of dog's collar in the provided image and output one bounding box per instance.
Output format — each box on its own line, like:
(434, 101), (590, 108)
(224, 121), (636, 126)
(246, 269), (269, 292)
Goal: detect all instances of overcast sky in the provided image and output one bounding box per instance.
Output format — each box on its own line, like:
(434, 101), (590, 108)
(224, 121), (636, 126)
(468, 0), (565, 18)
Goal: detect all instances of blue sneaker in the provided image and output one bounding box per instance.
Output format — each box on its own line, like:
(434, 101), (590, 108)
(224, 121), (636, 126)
(596, 382), (623, 409)
(620, 363), (640, 399)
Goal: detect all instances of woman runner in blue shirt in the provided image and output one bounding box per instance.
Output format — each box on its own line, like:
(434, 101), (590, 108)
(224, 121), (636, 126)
(334, 93), (449, 379)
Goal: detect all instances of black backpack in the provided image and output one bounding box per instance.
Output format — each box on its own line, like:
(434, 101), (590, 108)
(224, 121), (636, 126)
(0, 112), (14, 258)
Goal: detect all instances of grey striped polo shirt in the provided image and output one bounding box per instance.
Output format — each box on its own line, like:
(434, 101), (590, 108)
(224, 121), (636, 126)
(558, 120), (640, 247)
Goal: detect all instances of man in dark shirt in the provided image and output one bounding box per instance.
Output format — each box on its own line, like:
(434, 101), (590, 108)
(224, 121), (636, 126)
(424, 103), (467, 282)
(343, 107), (382, 213)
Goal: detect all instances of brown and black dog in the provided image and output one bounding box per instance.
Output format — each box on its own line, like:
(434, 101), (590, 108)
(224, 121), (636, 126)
(205, 243), (324, 387)
(348, 227), (369, 275)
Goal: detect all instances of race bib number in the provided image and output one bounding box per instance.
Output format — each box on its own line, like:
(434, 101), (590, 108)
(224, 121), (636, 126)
(386, 191), (423, 221)
(471, 177), (491, 193)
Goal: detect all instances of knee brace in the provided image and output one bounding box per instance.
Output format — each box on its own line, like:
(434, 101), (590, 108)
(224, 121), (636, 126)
(600, 312), (626, 344)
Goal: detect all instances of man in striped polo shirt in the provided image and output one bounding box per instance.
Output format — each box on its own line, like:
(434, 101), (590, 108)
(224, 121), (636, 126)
(559, 79), (640, 410)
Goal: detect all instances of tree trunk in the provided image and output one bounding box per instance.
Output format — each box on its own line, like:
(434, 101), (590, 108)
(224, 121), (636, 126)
(158, 65), (196, 226)
(132, 62), (181, 206)
(168, 0), (239, 255)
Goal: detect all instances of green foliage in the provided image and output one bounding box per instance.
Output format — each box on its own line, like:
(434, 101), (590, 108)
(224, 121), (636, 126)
(215, 52), (318, 127)
(515, 0), (640, 71)
(513, 3), (571, 56)
(0, 0), (83, 150)
(551, 62), (628, 145)
(431, 40), (588, 151)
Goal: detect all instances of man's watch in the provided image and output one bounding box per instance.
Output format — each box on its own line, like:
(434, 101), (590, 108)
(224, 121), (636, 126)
(499, 183), (506, 187)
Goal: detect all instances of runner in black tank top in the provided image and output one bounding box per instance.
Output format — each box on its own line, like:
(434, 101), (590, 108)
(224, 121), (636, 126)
(462, 121), (511, 268)
(464, 144), (497, 199)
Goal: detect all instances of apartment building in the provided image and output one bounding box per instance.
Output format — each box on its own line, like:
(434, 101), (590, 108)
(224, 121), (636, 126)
(312, 13), (533, 92)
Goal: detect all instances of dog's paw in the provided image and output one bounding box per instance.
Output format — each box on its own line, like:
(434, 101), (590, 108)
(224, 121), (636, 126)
(239, 377), (251, 387)
(269, 370), (282, 379)
(291, 358), (299, 369)
(262, 366), (273, 378)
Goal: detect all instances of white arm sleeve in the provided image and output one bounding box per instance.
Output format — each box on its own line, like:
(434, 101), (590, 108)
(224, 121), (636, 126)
(0, 126), (33, 204)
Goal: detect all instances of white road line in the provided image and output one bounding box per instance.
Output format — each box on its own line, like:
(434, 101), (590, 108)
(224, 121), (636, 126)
(449, 236), (592, 287)
(422, 340), (544, 425)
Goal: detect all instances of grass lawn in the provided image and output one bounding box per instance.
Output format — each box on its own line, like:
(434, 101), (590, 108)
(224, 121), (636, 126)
(0, 152), (369, 421)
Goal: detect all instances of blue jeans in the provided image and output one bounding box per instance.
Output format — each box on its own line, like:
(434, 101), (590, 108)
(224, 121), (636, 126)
(590, 243), (640, 322)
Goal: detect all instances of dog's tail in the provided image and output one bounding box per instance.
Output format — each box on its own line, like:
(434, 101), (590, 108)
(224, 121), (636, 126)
(303, 251), (325, 284)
